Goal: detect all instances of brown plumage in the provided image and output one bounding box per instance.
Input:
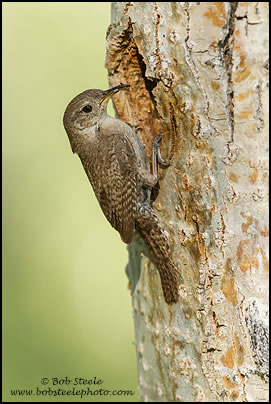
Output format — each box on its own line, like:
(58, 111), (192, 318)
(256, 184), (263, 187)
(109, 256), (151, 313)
(81, 132), (137, 244)
(135, 205), (179, 304)
(63, 84), (179, 304)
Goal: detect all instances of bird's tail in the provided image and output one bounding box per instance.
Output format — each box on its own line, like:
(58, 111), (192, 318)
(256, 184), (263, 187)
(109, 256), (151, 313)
(135, 205), (179, 304)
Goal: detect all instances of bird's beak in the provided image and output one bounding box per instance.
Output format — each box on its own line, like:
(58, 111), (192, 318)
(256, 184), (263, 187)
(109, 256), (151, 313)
(99, 83), (130, 107)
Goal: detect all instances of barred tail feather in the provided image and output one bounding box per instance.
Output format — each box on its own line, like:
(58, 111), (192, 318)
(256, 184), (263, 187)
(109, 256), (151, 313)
(135, 205), (179, 304)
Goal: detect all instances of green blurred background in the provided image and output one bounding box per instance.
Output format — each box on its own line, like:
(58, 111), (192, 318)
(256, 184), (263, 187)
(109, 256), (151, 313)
(3, 3), (139, 402)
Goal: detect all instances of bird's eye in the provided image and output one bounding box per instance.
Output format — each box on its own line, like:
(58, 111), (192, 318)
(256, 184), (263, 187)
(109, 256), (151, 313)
(82, 105), (92, 113)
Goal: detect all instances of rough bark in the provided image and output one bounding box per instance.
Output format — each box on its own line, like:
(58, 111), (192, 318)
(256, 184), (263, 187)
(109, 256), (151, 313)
(105, 2), (269, 402)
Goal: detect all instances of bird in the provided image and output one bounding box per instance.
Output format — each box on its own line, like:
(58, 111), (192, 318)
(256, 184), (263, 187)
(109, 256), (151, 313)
(63, 84), (179, 304)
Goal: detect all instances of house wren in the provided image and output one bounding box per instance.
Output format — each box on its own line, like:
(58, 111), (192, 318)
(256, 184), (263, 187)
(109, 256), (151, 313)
(63, 84), (179, 304)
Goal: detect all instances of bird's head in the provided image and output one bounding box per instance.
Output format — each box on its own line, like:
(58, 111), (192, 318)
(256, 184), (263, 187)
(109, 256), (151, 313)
(63, 84), (129, 132)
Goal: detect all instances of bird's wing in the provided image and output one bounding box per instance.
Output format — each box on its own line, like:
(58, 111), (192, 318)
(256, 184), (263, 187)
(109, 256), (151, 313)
(92, 133), (137, 244)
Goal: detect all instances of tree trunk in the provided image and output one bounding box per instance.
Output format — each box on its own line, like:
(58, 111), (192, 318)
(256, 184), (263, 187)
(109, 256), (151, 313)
(105, 2), (269, 402)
